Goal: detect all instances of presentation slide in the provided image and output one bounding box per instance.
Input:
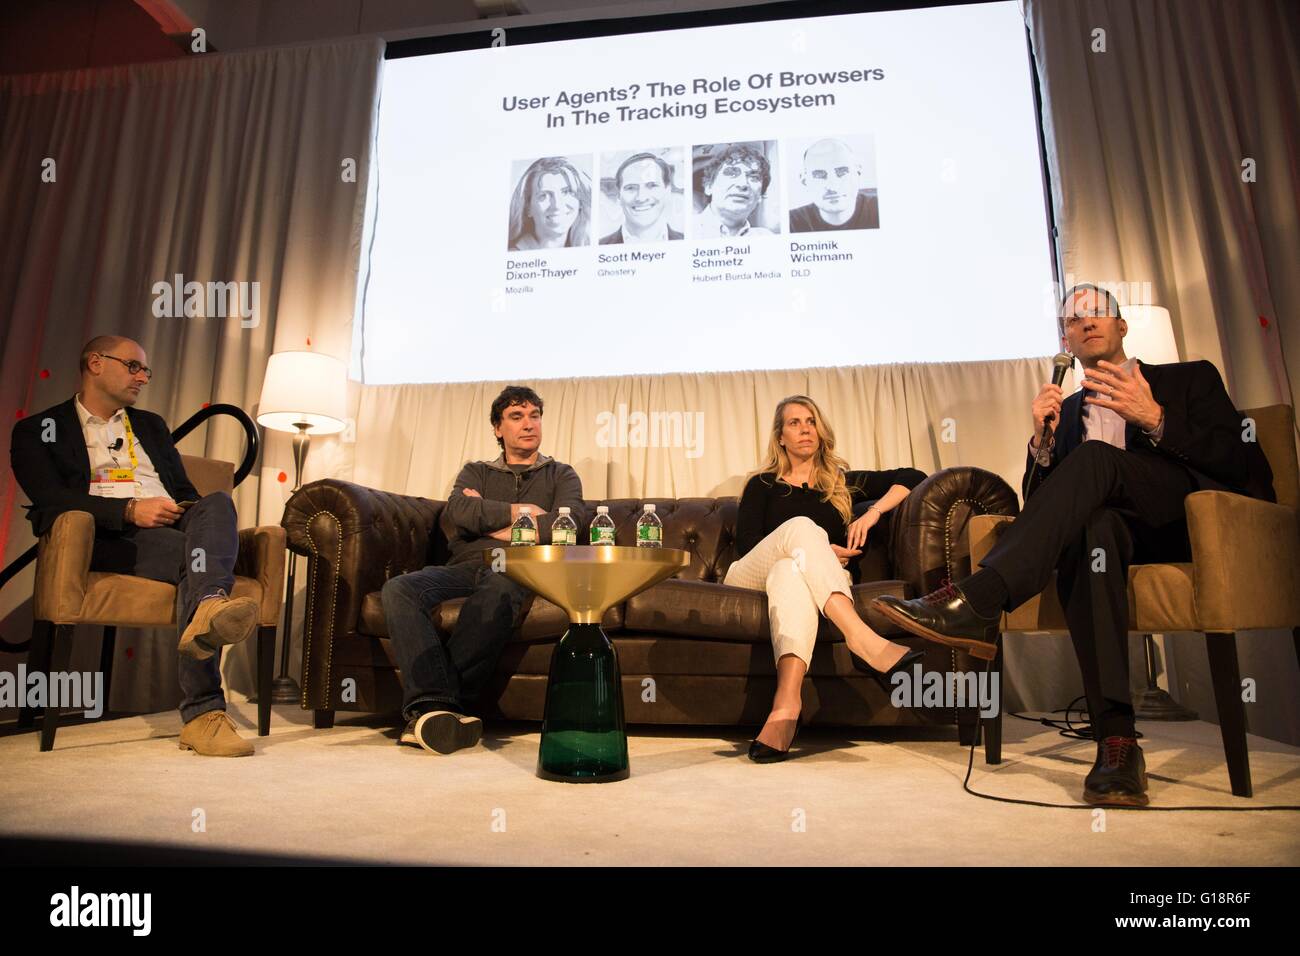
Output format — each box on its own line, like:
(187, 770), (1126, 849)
(359, 1), (1057, 384)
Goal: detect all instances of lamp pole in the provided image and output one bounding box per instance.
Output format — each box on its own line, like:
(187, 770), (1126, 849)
(270, 420), (313, 704)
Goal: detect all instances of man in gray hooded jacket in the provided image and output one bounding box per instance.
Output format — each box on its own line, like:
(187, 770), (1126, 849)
(382, 386), (585, 754)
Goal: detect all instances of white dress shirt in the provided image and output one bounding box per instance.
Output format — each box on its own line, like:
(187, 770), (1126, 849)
(75, 394), (171, 500)
(1032, 357), (1165, 462)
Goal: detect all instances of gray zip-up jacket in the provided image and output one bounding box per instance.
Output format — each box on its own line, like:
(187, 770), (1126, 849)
(442, 452), (586, 564)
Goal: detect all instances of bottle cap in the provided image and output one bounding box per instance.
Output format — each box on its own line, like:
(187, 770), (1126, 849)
(597, 505), (609, 514)
(643, 503), (655, 512)
(558, 506), (570, 514)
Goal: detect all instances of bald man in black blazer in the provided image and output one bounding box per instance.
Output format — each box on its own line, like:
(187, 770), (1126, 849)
(11, 335), (259, 756)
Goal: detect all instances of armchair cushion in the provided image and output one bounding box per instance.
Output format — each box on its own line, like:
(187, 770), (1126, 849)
(34, 510), (284, 629)
(1185, 491), (1300, 631)
(970, 493), (1300, 634)
(33, 511), (95, 624)
(235, 525), (287, 626)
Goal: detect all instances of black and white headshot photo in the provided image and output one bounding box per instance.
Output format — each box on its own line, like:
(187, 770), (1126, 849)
(507, 155), (593, 251)
(598, 149), (685, 244)
(691, 141), (780, 238)
(787, 135), (880, 233)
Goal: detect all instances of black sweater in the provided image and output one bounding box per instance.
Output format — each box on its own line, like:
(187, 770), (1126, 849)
(733, 468), (926, 559)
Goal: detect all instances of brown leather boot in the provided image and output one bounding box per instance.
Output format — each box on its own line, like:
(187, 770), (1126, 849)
(178, 595), (259, 661)
(179, 711), (254, 757)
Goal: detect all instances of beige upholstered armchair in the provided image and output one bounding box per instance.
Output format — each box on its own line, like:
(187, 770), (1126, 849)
(19, 453), (285, 751)
(968, 404), (1300, 797)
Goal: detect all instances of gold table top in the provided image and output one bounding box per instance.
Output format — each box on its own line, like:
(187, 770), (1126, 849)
(483, 545), (690, 624)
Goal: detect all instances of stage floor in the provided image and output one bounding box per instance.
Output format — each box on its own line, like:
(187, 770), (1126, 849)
(2, 701), (1297, 866)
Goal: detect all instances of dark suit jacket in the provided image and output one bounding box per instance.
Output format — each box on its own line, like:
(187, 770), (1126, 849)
(10, 397), (198, 537)
(599, 224), (684, 244)
(1023, 359), (1275, 504)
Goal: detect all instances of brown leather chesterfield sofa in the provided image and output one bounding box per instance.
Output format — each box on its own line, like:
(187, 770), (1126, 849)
(282, 467), (1017, 742)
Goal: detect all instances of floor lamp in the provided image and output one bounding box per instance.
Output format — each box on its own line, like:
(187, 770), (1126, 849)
(256, 350), (347, 705)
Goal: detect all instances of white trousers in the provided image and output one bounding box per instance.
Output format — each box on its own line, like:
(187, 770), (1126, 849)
(722, 516), (853, 666)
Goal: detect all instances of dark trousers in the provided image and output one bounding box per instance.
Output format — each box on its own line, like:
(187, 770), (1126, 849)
(981, 441), (1196, 732)
(381, 560), (531, 720)
(88, 492), (240, 722)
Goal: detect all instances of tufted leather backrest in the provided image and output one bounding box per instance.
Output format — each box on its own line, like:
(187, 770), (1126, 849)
(585, 498), (739, 582)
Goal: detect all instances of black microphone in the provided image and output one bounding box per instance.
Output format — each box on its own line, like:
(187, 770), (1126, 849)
(801, 482), (808, 490)
(1040, 351), (1075, 433)
(1027, 351), (1075, 497)
(109, 437), (124, 451)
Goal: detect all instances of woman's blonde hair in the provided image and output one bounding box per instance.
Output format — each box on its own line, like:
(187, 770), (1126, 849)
(750, 395), (854, 525)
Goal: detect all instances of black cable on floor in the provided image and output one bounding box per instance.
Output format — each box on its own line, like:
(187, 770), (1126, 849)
(956, 656), (1300, 812)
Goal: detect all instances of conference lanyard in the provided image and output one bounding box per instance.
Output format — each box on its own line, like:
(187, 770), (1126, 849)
(118, 412), (140, 471)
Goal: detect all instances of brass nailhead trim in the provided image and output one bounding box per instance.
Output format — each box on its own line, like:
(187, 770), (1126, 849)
(300, 509), (343, 711)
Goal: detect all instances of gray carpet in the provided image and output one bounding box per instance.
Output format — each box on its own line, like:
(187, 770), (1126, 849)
(2, 700), (1297, 865)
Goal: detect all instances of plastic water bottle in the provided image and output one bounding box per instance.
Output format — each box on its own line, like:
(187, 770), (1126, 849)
(636, 503), (662, 548)
(551, 506), (577, 546)
(510, 506), (537, 546)
(589, 505), (616, 546)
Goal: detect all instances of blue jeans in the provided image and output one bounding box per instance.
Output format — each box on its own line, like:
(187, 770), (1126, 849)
(381, 560), (531, 720)
(88, 492), (239, 723)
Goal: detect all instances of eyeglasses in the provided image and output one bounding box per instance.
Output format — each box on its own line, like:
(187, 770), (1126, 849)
(97, 353), (153, 380)
(1062, 309), (1117, 327)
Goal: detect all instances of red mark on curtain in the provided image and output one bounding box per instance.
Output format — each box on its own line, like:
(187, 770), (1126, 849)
(39, 369), (49, 379)
(278, 471), (288, 483)
(1259, 315), (1270, 328)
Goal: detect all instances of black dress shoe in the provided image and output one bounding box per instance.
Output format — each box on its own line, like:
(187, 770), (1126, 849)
(1083, 736), (1149, 806)
(850, 643), (926, 691)
(748, 719), (800, 763)
(871, 584), (1001, 661)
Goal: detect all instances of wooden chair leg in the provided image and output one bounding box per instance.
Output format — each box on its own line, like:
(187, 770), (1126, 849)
(39, 624), (75, 753)
(983, 645), (1003, 765)
(256, 625), (274, 736)
(99, 625), (117, 719)
(1293, 626), (1299, 675)
(1205, 631), (1252, 798)
(18, 620), (54, 730)
(313, 708), (335, 729)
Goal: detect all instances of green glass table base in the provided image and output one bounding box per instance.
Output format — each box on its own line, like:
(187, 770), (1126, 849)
(537, 622), (629, 783)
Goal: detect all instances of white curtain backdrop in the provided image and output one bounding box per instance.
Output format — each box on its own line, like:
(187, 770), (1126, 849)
(0, 36), (384, 716)
(347, 358), (1056, 503)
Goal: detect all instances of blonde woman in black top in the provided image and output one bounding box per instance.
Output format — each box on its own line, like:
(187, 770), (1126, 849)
(723, 394), (925, 762)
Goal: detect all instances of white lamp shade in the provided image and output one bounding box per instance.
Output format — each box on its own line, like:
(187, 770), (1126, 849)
(1122, 305), (1180, 365)
(256, 351), (347, 434)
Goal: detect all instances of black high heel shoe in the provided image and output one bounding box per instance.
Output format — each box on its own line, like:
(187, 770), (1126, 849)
(748, 716), (801, 763)
(850, 643), (926, 691)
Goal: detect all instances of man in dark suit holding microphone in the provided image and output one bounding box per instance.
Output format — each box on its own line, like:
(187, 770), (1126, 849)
(874, 284), (1275, 806)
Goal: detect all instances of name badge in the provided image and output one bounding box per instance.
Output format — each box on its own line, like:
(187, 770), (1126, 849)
(90, 467), (138, 499)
